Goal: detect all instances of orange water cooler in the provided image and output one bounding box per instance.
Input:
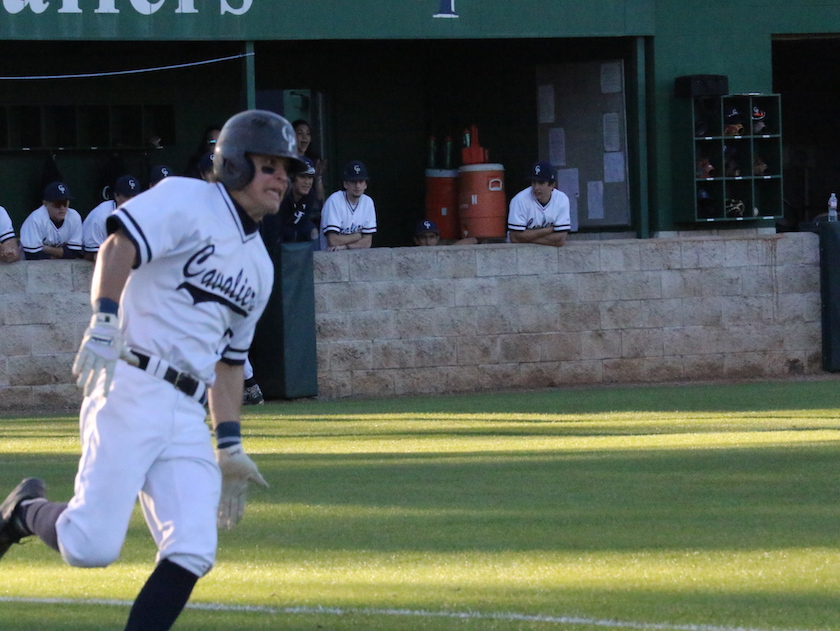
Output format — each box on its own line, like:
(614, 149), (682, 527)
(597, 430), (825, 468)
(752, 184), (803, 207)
(457, 163), (506, 238)
(424, 169), (460, 239)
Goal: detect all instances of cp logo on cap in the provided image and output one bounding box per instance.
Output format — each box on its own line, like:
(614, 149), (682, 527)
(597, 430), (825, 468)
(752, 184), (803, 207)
(162, 168), (170, 176)
(424, 221), (432, 230)
(535, 165), (542, 175)
(59, 184), (67, 195)
(354, 164), (361, 174)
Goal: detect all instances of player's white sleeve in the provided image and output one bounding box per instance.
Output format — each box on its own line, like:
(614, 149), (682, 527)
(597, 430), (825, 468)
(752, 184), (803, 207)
(66, 210), (84, 253)
(359, 197), (377, 234)
(19, 211), (45, 255)
(0, 207), (14, 243)
(507, 190), (529, 232)
(320, 192), (342, 235)
(553, 192), (572, 232)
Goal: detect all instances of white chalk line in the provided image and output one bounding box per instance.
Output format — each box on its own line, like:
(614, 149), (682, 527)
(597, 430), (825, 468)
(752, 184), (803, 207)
(0, 596), (816, 631)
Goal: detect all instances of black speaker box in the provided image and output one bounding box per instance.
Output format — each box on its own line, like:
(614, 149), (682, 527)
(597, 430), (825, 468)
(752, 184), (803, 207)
(674, 75), (729, 98)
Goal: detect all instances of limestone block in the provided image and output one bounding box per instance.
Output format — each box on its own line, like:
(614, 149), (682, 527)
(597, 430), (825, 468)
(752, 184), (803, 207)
(560, 359), (602, 384)
(599, 300), (643, 330)
(394, 307), (477, 338)
(603, 357), (682, 383)
(517, 304), (562, 333)
(414, 337), (457, 367)
(535, 331), (582, 361)
(681, 354), (726, 380)
(372, 339), (416, 369)
(313, 252), (350, 283)
(722, 239), (753, 267)
(30, 321), (84, 354)
(661, 269), (691, 299)
(316, 313), (350, 341)
(29, 384), (81, 412)
(0, 386), (34, 411)
(720, 295), (775, 325)
(476, 246), (519, 277)
(0, 263), (26, 296)
(662, 326), (720, 355)
(783, 321), (821, 351)
(498, 334), (542, 363)
(640, 240), (682, 271)
(640, 299), (684, 328)
(457, 335), (501, 365)
(327, 341), (373, 372)
(341, 311), (397, 341)
(805, 350), (823, 373)
(453, 277), (499, 307)
(581, 330), (622, 360)
(600, 242), (641, 272)
(618, 271), (662, 300)
(775, 232), (817, 265)
(72, 260), (94, 292)
(694, 268), (743, 296)
(519, 362), (563, 388)
(54, 291), (92, 323)
(395, 248), (439, 280)
(681, 297), (722, 327)
(26, 260), (75, 294)
(681, 238), (725, 269)
(4, 293), (57, 325)
(544, 273), (581, 302)
(621, 329), (664, 358)
(316, 342), (331, 372)
(371, 279), (453, 310)
(317, 371), (352, 399)
(557, 243), (601, 273)
(740, 267), (774, 296)
(0, 325), (31, 357)
(352, 369), (396, 398)
(497, 275), (550, 306)
(578, 272), (624, 302)
(516, 245), (559, 275)
(717, 324), (784, 353)
(323, 282), (373, 312)
(9, 354), (75, 386)
(313, 283), (331, 313)
(0, 358), (7, 387)
(475, 305), (521, 335)
(393, 367), (447, 395)
(774, 293), (818, 325)
(723, 352), (772, 378)
(436, 247), (477, 279)
(556, 301), (601, 331)
(776, 264), (820, 294)
(348, 249), (395, 281)
(475, 363), (521, 391)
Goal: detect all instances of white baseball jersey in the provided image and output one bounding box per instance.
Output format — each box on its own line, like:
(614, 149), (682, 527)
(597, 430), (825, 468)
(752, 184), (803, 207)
(82, 200), (116, 254)
(110, 177), (274, 385)
(321, 190), (377, 237)
(20, 205), (83, 256)
(0, 206), (14, 243)
(507, 186), (571, 234)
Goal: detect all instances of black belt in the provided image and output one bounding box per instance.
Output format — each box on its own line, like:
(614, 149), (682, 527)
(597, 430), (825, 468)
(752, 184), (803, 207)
(130, 350), (208, 406)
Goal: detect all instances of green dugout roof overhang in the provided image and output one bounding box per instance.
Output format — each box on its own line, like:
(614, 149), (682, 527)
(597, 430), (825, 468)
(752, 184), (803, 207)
(0, 0), (654, 41)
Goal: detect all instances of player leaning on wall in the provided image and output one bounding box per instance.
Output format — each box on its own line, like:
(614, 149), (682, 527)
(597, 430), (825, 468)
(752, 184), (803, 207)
(0, 110), (306, 631)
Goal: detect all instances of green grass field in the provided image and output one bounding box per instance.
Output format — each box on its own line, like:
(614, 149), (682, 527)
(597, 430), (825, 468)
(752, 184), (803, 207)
(1, 379), (840, 631)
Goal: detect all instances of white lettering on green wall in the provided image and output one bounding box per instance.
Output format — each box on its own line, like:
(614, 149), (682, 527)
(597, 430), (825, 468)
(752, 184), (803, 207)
(9, 0), (249, 14)
(220, 0), (251, 15)
(4, 0), (49, 14)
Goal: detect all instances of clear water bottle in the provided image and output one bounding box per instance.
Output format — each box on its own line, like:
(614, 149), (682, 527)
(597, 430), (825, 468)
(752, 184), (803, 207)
(830, 193), (838, 222)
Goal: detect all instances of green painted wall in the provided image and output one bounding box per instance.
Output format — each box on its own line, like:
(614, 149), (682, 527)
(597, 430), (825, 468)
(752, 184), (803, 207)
(0, 0), (654, 41)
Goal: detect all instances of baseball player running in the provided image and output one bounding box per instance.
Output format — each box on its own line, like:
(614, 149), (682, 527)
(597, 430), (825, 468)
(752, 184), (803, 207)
(507, 160), (571, 247)
(0, 110), (305, 631)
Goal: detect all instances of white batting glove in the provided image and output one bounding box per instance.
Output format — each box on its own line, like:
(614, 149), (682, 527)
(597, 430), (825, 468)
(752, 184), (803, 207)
(72, 312), (127, 398)
(216, 443), (269, 530)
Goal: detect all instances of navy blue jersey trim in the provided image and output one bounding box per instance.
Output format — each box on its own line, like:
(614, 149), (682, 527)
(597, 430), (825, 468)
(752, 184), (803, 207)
(220, 357), (246, 366)
(109, 212), (151, 266)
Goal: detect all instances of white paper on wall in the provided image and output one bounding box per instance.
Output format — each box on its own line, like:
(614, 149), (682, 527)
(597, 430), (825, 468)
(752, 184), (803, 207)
(588, 180), (604, 220)
(549, 127), (566, 166)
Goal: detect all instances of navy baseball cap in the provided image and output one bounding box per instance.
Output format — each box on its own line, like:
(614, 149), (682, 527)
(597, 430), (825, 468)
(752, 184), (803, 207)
(415, 219), (439, 236)
(43, 181), (73, 201)
(149, 165), (171, 185)
(527, 161), (556, 183)
(114, 175), (140, 198)
(199, 151), (214, 174)
(298, 156), (316, 176)
(343, 160), (369, 182)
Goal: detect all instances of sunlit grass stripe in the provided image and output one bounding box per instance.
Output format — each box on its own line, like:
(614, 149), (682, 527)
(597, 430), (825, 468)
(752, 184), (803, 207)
(0, 597), (818, 631)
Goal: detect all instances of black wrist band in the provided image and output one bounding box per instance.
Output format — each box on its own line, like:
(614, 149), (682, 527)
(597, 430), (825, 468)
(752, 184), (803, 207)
(215, 421), (242, 449)
(96, 297), (119, 315)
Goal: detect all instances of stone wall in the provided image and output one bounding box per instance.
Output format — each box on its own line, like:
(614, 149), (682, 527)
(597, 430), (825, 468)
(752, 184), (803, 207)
(312, 232), (822, 398)
(0, 232), (823, 411)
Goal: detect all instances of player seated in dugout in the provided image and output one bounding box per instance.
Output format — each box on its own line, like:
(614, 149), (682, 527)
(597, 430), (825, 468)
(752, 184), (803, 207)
(506, 160), (571, 247)
(413, 219), (477, 246)
(20, 181), (84, 260)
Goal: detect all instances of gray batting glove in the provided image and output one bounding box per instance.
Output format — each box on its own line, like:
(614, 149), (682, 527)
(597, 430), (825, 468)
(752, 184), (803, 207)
(216, 444), (269, 530)
(72, 312), (128, 398)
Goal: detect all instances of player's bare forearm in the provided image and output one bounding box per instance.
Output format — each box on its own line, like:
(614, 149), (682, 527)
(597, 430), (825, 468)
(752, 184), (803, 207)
(42, 244), (65, 258)
(209, 361), (244, 428)
(90, 230), (137, 306)
(510, 228), (567, 247)
(326, 232), (371, 250)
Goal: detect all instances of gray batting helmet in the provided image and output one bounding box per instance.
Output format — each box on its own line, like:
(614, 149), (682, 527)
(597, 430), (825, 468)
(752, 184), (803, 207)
(213, 110), (306, 190)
